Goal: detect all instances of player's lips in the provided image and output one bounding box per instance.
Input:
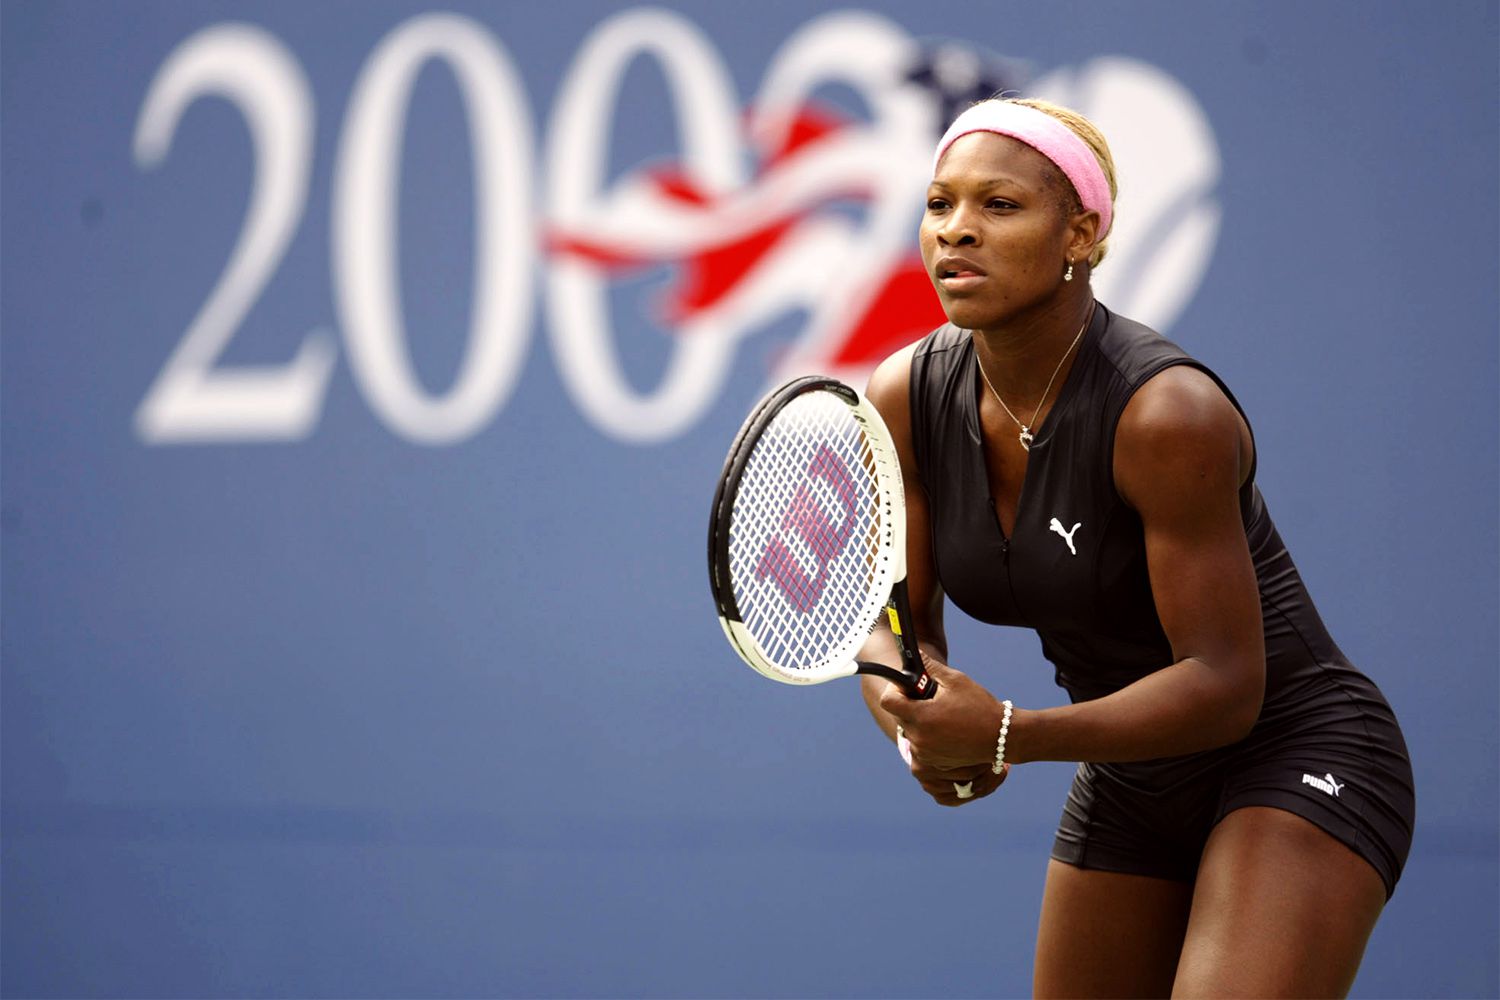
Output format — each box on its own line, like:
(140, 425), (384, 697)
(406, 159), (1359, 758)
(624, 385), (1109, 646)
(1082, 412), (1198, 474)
(935, 255), (988, 292)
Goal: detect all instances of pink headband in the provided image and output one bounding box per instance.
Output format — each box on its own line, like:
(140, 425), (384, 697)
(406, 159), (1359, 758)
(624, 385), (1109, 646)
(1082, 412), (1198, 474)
(932, 101), (1113, 238)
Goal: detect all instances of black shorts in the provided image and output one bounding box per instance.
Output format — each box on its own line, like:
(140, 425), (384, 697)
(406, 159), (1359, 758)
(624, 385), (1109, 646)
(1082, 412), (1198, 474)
(1051, 680), (1416, 898)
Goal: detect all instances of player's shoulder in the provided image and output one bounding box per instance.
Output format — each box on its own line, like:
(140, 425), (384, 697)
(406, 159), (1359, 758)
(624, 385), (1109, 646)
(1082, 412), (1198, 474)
(865, 325), (962, 453)
(866, 342), (917, 407)
(1120, 364), (1243, 453)
(867, 324), (963, 409)
(1090, 306), (1238, 440)
(1128, 364), (1236, 422)
(1115, 364), (1250, 509)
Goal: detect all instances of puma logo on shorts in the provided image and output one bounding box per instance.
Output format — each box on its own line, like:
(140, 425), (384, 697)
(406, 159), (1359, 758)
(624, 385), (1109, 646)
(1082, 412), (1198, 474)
(1302, 772), (1344, 797)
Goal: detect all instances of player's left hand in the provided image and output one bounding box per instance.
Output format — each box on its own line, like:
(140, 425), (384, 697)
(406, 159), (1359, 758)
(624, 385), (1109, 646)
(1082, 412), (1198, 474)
(905, 752), (1009, 806)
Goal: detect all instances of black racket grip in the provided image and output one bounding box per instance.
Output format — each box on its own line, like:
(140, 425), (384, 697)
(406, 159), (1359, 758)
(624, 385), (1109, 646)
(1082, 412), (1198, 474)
(907, 667), (938, 700)
(887, 580), (935, 699)
(854, 660), (938, 699)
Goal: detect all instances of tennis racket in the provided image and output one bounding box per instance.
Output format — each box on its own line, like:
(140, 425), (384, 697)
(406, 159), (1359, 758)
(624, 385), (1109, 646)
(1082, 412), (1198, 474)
(707, 376), (935, 699)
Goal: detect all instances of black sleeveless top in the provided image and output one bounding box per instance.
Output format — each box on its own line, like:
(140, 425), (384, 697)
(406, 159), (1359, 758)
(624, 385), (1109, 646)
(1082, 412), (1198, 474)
(910, 305), (1372, 718)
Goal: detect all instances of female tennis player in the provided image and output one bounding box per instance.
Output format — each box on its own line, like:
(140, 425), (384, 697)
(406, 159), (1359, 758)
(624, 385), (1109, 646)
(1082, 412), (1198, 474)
(859, 98), (1415, 997)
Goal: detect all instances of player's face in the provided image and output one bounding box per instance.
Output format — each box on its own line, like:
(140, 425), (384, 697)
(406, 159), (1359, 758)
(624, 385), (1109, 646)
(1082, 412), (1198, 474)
(920, 132), (1077, 332)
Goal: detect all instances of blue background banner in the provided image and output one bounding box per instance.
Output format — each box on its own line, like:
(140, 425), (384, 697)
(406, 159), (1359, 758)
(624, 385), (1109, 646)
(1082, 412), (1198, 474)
(3, 2), (1496, 996)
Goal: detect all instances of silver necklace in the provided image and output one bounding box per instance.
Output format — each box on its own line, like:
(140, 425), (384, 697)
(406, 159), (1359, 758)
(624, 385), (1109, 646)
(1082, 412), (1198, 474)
(974, 304), (1094, 452)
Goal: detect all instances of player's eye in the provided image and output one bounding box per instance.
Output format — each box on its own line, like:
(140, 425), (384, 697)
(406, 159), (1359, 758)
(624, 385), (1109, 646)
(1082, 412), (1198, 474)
(926, 198), (950, 211)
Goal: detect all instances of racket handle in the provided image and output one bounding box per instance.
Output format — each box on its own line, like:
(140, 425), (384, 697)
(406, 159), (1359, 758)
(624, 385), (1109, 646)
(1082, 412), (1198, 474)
(885, 581), (935, 699)
(854, 661), (939, 699)
(908, 667), (939, 700)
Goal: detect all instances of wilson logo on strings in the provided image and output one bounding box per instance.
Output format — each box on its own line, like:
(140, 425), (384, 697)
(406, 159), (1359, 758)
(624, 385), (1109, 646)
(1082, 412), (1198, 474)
(755, 445), (859, 612)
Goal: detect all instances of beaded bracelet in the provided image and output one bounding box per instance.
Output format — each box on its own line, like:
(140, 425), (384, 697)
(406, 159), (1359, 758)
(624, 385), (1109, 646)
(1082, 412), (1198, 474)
(992, 700), (1014, 774)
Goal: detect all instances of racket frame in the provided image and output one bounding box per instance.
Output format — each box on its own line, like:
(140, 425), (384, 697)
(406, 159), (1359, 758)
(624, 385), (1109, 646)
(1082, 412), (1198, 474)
(708, 376), (934, 699)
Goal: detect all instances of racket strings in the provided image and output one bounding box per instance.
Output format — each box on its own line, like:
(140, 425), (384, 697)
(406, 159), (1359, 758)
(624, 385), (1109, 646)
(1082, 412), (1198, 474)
(727, 392), (891, 673)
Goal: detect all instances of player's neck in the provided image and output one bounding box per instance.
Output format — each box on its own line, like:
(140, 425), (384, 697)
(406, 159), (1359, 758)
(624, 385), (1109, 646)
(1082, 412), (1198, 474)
(971, 294), (1095, 398)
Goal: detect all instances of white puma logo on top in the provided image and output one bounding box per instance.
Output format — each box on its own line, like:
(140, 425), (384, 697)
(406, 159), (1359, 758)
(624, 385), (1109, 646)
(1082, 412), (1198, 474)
(1049, 517), (1082, 556)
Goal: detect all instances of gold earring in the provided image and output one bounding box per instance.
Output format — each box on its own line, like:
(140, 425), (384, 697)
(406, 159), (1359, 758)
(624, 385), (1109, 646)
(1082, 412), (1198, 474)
(1063, 259), (1074, 282)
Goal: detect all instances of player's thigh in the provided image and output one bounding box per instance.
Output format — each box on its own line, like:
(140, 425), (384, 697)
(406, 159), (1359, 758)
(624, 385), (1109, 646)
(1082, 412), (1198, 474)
(1173, 805), (1386, 998)
(1034, 859), (1193, 999)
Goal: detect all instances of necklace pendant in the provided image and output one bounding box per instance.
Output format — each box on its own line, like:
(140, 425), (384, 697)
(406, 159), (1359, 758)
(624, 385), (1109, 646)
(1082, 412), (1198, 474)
(1018, 427), (1034, 451)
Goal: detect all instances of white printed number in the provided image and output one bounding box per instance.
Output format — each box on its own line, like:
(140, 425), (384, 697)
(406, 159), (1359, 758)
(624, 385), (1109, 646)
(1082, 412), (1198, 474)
(133, 24), (335, 442)
(134, 14), (536, 445)
(333, 14), (534, 444)
(133, 11), (718, 446)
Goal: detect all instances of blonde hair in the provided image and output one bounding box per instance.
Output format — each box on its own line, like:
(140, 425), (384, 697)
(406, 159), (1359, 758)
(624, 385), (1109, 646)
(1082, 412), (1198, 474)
(1006, 98), (1118, 268)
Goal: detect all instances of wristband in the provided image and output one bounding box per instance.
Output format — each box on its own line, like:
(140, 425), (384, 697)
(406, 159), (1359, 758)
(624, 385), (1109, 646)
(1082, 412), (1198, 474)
(991, 700), (1014, 774)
